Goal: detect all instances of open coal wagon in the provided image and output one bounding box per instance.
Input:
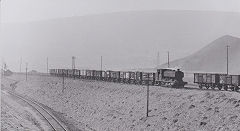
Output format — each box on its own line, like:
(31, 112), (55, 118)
(194, 73), (240, 91)
(194, 73), (220, 89)
(111, 71), (120, 82)
(142, 72), (155, 86)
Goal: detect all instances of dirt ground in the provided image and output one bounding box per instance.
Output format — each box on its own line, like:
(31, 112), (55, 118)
(2, 73), (240, 131)
(1, 78), (50, 131)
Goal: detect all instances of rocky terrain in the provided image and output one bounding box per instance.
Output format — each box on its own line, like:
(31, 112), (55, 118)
(2, 73), (240, 131)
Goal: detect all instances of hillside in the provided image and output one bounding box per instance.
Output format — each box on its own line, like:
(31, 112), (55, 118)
(3, 74), (240, 130)
(2, 10), (240, 72)
(160, 35), (240, 74)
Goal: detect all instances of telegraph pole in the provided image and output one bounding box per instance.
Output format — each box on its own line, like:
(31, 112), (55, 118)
(25, 63), (28, 81)
(167, 51), (170, 68)
(0, 1), (2, 76)
(226, 45), (230, 75)
(72, 56), (76, 70)
(72, 56), (76, 79)
(101, 56), (102, 71)
(146, 73), (150, 117)
(20, 57), (22, 73)
(100, 56), (103, 80)
(47, 57), (48, 74)
(62, 71), (65, 93)
(157, 52), (160, 67)
(1, 59), (3, 77)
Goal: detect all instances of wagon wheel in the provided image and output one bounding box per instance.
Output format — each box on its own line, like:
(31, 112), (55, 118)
(199, 84), (203, 89)
(235, 86), (239, 92)
(206, 85), (209, 89)
(224, 85), (228, 91)
(159, 82), (162, 86)
(231, 86), (235, 91)
(211, 85), (215, 90)
(218, 85), (222, 90)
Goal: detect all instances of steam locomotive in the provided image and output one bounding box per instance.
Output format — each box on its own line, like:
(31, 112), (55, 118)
(49, 68), (187, 88)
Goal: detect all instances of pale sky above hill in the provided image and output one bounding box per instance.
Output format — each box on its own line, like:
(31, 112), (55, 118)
(1, 0), (240, 23)
(1, 0), (240, 72)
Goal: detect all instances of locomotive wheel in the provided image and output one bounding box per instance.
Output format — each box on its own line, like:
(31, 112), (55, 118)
(179, 84), (184, 88)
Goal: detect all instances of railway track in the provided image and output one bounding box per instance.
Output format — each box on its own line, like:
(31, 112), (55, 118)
(8, 91), (69, 131)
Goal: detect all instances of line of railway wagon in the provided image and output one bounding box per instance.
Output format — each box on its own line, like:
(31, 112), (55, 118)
(49, 68), (187, 88)
(49, 69), (240, 92)
(194, 73), (240, 91)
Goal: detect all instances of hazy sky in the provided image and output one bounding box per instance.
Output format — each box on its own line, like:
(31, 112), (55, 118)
(1, 0), (240, 23)
(1, 0), (240, 72)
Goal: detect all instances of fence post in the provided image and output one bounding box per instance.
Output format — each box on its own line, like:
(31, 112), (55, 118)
(62, 72), (65, 93)
(146, 73), (150, 117)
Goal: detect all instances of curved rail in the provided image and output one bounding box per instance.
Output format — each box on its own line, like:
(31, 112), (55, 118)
(8, 91), (69, 131)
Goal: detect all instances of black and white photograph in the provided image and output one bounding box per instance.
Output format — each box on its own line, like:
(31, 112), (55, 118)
(1, 0), (240, 130)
